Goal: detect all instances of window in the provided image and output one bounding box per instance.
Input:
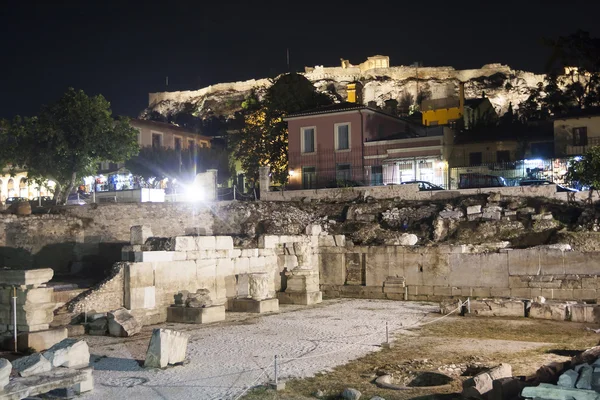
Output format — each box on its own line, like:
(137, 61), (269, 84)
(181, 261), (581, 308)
(335, 123), (350, 150)
(496, 150), (510, 163)
(302, 167), (316, 189)
(188, 139), (195, 150)
(469, 152), (483, 166)
(201, 142), (208, 148)
(301, 127), (315, 153)
(573, 127), (588, 146)
(152, 133), (162, 149)
(371, 165), (383, 186)
(448, 119), (459, 129)
(377, 124), (385, 139)
(336, 164), (352, 182)
(174, 137), (182, 151)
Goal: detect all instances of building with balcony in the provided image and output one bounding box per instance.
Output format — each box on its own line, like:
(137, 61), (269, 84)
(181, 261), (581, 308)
(553, 113), (600, 157)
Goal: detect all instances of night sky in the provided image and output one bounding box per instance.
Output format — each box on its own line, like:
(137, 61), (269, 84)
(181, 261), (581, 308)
(2, 0), (600, 120)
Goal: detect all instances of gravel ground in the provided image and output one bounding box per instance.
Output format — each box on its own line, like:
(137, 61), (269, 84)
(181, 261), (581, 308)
(81, 299), (439, 400)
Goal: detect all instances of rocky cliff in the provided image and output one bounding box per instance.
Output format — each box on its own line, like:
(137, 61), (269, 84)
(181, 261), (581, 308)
(142, 62), (546, 120)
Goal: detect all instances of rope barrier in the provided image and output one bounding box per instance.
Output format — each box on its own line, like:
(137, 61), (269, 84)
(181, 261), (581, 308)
(230, 359), (275, 400)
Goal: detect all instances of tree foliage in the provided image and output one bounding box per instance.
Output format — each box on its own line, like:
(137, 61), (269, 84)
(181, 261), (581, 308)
(518, 31), (600, 121)
(5, 88), (139, 203)
(566, 146), (600, 196)
(229, 73), (333, 185)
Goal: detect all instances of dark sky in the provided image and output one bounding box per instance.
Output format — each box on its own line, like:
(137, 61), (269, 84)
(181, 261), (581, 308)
(2, 0), (600, 119)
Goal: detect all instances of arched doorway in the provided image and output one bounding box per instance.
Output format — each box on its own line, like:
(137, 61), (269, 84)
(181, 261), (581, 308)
(7, 179), (14, 198)
(19, 178), (28, 198)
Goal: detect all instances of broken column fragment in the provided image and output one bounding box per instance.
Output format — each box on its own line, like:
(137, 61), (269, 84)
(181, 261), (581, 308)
(107, 308), (142, 337)
(144, 328), (190, 368)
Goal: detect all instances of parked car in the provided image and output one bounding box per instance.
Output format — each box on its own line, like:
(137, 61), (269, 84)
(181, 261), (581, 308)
(458, 174), (507, 189)
(66, 193), (87, 206)
(400, 181), (445, 191)
(519, 179), (578, 193)
(30, 196), (54, 207)
(5, 197), (28, 205)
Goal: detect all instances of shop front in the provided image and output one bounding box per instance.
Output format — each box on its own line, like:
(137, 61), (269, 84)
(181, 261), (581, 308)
(382, 156), (448, 187)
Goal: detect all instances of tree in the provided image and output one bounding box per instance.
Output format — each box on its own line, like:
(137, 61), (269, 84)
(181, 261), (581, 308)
(565, 146), (600, 202)
(125, 146), (183, 187)
(518, 31), (600, 121)
(229, 73), (333, 185)
(6, 88), (139, 203)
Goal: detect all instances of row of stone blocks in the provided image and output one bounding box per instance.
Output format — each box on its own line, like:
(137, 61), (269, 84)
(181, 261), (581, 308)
(440, 298), (600, 323)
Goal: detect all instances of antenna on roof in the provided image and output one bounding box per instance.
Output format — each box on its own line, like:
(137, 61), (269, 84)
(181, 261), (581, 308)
(286, 48), (290, 72)
(166, 76), (169, 90)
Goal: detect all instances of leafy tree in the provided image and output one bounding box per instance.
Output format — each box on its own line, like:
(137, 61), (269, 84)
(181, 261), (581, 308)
(565, 146), (600, 202)
(229, 73), (333, 185)
(6, 88), (139, 204)
(518, 31), (600, 121)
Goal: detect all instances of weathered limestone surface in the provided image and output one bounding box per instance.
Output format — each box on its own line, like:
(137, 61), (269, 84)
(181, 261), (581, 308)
(167, 305), (226, 324)
(107, 308), (142, 337)
(144, 328), (189, 368)
(43, 339), (90, 369)
(230, 298), (279, 313)
(17, 328), (68, 353)
(11, 353), (52, 377)
(1, 366), (93, 399)
(0, 358), (10, 390)
(131, 225), (153, 245)
(463, 364), (512, 399)
(522, 383), (600, 400)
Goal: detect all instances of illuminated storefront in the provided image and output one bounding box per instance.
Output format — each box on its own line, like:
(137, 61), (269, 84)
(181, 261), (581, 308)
(382, 156), (448, 187)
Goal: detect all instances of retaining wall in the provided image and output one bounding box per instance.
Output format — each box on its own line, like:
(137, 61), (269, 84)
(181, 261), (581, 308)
(317, 241), (600, 302)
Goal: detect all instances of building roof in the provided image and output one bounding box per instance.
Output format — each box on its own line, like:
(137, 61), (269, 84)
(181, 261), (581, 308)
(283, 102), (404, 120)
(551, 108), (600, 121)
(130, 118), (212, 141)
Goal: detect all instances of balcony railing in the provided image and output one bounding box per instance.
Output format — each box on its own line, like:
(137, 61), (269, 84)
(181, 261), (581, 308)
(565, 136), (600, 156)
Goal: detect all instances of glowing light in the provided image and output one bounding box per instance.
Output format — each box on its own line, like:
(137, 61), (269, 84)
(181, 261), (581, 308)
(184, 185), (204, 202)
(289, 170), (295, 176)
(574, 156), (583, 161)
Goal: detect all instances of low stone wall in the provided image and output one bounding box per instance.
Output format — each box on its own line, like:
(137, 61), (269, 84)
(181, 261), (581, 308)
(317, 242), (600, 303)
(262, 185), (599, 202)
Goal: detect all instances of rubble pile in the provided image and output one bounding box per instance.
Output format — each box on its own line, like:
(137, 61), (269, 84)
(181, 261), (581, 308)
(0, 338), (93, 397)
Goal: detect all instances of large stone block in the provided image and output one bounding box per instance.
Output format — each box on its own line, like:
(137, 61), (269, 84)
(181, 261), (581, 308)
(167, 305), (226, 324)
(43, 338), (90, 368)
(107, 308), (142, 337)
(277, 291), (322, 305)
(571, 305), (600, 323)
(196, 236), (216, 250)
(0, 287), (53, 305)
(174, 236), (197, 252)
(215, 236), (234, 250)
(529, 302), (569, 321)
(133, 251), (175, 263)
(0, 268), (53, 287)
(563, 252), (600, 275)
(131, 225), (153, 245)
(144, 328), (190, 368)
(0, 358), (10, 390)
(249, 256), (266, 272)
(470, 299), (525, 317)
(449, 253), (508, 288)
(320, 253), (345, 286)
(125, 262), (154, 288)
(216, 258), (234, 276)
(508, 249), (541, 276)
(125, 286), (156, 310)
(15, 328), (68, 353)
(286, 273), (319, 292)
(154, 260), (197, 289)
(258, 235), (280, 249)
(12, 353), (52, 377)
(230, 298), (279, 313)
(234, 257), (250, 275)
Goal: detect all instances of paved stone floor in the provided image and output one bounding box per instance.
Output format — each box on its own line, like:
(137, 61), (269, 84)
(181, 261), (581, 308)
(82, 299), (438, 400)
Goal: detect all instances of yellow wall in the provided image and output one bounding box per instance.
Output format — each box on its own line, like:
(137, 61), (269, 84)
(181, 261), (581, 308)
(422, 107), (462, 126)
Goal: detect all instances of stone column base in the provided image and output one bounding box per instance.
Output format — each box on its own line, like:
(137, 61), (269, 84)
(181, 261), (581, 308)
(167, 305), (226, 324)
(1, 327), (68, 352)
(277, 291), (322, 306)
(230, 298), (279, 313)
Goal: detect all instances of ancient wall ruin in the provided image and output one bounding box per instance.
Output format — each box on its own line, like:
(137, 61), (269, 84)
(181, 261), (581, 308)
(317, 242), (600, 303)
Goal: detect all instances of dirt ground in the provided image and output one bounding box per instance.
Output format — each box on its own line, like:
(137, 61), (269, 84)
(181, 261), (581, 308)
(241, 310), (600, 400)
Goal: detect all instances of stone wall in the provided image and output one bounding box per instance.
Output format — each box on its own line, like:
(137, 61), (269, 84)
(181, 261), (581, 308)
(262, 184), (599, 202)
(317, 241), (600, 302)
